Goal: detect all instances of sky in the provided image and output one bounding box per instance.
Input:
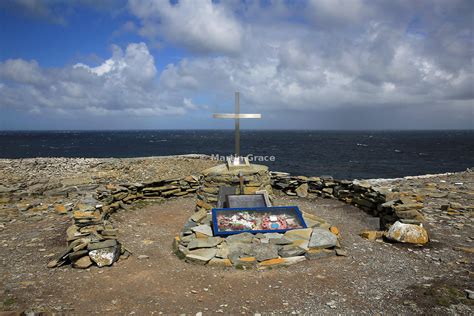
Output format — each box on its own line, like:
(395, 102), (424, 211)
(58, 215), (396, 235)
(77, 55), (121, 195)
(0, 0), (472, 130)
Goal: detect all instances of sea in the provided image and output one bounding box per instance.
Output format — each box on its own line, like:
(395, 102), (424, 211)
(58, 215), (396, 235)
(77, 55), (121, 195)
(0, 130), (473, 180)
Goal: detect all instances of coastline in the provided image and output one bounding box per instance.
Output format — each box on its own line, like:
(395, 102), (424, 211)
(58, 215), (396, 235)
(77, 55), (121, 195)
(1, 155), (472, 225)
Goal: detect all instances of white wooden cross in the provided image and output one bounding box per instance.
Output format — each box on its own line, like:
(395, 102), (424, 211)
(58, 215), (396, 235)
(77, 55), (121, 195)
(213, 92), (261, 164)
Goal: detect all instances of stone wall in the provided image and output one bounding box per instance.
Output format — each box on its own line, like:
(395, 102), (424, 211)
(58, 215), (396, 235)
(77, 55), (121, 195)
(270, 172), (425, 229)
(51, 167), (426, 269)
(49, 176), (201, 268)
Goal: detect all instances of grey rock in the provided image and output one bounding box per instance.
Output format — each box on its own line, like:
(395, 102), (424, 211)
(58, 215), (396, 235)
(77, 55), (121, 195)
(253, 244), (279, 262)
(263, 233), (293, 245)
(186, 248), (216, 264)
(215, 243), (230, 259)
(228, 243), (253, 262)
(335, 248), (348, 256)
(87, 239), (117, 251)
(190, 209), (207, 223)
(183, 219), (198, 231)
(226, 232), (254, 244)
(279, 244), (306, 257)
(308, 228), (337, 249)
(188, 237), (223, 250)
(191, 225), (213, 237)
(295, 183), (308, 198)
(305, 249), (335, 260)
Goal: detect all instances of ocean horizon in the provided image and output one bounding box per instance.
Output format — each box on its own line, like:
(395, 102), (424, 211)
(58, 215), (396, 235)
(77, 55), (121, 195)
(1, 129), (473, 179)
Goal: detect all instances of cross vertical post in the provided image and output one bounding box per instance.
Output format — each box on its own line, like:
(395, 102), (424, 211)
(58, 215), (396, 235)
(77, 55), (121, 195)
(213, 92), (261, 167)
(235, 92), (240, 157)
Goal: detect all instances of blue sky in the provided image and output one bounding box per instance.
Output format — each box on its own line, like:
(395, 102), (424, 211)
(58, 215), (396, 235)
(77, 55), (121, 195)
(0, 0), (472, 130)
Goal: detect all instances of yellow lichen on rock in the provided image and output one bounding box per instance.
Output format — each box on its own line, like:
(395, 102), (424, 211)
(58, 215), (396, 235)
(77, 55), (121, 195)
(386, 221), (429, 244)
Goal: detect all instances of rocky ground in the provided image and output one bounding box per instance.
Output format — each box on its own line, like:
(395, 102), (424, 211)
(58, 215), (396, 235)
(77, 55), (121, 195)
(0, 158), (473, 314)
(1, 196), (472, 314)
(0, 156), (219, 223)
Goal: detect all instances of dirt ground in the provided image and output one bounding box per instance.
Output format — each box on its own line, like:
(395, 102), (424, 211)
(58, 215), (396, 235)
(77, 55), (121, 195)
(1, 195), (473, 315)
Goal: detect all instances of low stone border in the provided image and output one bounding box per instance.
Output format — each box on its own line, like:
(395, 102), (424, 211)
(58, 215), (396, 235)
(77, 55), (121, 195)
(270, 172), (425, 229)
(48, 176), (201, 268)
(173, 210), (344, 269)
(50, 168), (428, 269)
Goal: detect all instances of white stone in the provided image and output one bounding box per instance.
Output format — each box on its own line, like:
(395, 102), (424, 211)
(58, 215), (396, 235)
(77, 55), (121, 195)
(386, 221), (429, 244)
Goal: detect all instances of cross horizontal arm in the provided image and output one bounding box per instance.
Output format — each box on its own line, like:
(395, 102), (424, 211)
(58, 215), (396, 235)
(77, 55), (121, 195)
(213, 113), (262, 119)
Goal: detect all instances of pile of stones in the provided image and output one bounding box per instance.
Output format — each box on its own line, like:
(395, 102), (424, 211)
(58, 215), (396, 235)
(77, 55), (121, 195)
(47, 200), (130, 269)
(174, 207), (344, 269)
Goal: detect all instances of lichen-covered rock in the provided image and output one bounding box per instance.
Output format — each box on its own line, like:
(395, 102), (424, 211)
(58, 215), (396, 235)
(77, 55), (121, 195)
(89, 245), (120, 267)
(284, 228), (312, 241)
(295, 183), (308, 197)
(386, 221), (429, 244)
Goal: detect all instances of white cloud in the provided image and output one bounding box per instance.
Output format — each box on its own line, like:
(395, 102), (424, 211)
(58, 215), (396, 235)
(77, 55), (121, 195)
(0, 42), (201, 116)
(1, 1), (472, 128)
(128, 0), (242, 54)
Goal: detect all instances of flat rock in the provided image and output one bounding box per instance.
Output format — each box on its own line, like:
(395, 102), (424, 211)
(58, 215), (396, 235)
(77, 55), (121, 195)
(308, 228), (337, 249)
(188, 237), (223, 250)
(253, 244), (279, 262)
(190, 209), (207, 223)
(186, 248), (217, 264)
(72, 255), (93, 269)
(305, 249), (335, 260)
(279, 244), (306, 257)
(386, 221), (429, 244)
(282, 256), (306, 266)
(262, 233), (292, 245)
(182, 220), (197, 232)
(292, 239), (309, 250)
(208, 258), (232, 267)
(295, 183), (308, 197)
(87, 239), (117, 251)
(228, 243), (253, 262)
(258, 257), (285, 267)
(284, 228), (313, 241)
(191, 225), (213, 237)
(225, 232), (254, 244)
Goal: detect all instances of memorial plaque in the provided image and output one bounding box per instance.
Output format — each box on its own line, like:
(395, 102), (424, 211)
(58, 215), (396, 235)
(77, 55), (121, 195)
(212, 206), (307, 236)
(226, 194), (268, 208)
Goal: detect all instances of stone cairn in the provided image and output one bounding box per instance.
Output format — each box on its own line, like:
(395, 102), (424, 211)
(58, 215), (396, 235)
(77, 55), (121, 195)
(195, 164), (273, 210)
(173, 164), (344, 268)
(174, 205), (343, 269)
(51, 168), (428, 269)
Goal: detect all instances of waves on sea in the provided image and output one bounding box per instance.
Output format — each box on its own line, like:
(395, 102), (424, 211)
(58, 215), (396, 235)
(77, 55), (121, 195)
(0, 130), (473, 179)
